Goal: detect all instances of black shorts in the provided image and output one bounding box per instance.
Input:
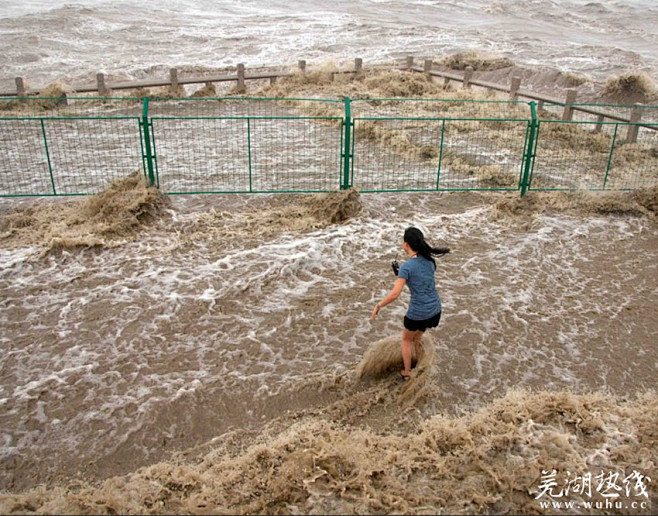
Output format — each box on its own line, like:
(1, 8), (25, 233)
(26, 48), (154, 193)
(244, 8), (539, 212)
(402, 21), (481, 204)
(403, 311), (441, 332)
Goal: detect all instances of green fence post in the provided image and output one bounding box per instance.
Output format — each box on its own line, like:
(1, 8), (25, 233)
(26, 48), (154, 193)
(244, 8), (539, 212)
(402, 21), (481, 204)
(141, 98), (156, 187)
(350, 115), (355, 187)
(247, 118), (253, 193)
(342, 96), (352, 190)
(602, 123), (619, 190)
(40, 119), (57, 195)
(149, 118), (160, 189)
(138, 117), (147, 179)
(435, 119), (446, 190)
(520, 101), (537, 197)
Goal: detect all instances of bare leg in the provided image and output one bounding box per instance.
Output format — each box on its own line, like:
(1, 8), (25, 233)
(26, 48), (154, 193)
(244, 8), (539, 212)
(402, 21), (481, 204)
(401, 328), (422, 376)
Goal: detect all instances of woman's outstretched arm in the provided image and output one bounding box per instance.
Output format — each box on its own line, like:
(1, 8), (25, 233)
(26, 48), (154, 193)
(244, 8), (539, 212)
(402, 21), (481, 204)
(371, 277), (406, 320)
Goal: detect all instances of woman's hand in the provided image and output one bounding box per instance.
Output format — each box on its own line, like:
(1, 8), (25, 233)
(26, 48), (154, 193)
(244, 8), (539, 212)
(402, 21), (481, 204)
(371, 304), (381, 320)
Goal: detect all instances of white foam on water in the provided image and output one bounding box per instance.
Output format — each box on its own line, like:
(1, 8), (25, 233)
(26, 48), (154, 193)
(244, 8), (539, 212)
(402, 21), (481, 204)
(0, 247), (39, 270)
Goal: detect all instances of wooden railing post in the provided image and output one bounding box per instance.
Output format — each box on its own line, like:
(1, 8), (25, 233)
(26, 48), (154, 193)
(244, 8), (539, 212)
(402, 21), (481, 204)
(594, 114), (605, 134)
(626, 104), (643, 143)
(237, 63), (245, 92)
(96, 73), (109, 96)
(170, 68), (178, 95)
(298, 60), (306, 73)
(463, 66), (474, 89)
(423, 59), (433, 74)
(510, 76), (521, 100)
(15, 77), (26, 96)
(406, 56), (414, 70)
(562, 89), (578, 120)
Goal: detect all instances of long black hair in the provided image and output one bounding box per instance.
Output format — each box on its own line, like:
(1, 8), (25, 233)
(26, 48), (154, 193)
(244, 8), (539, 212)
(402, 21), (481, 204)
(404, 227), (450, 269)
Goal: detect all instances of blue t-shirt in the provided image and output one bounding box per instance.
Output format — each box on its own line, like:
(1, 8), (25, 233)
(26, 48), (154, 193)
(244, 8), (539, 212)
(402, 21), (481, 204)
(398, 256), (442, 320)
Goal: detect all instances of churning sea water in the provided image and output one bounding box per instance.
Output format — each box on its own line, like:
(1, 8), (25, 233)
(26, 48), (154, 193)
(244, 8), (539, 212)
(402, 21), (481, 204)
(1, 0), (657, 91)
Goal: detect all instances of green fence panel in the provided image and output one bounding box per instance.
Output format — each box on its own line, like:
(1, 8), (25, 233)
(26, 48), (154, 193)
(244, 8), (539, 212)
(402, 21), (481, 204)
(528, 103), (658, 191)
(530, 120), (618, 190)
(0, 97), (144, 196)
(349, 98), (531, 192)
(0, 117), (53, 196)
(42, 116), (143, 195)
(529, 120), (658, 191)
(607, 122), (658, 190)
(147, 97), (344, 194)
(153, 116), (250, 193)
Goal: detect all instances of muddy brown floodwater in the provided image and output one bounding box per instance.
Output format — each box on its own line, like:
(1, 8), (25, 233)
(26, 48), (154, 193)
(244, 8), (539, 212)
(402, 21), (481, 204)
(0, 181), (656, 514)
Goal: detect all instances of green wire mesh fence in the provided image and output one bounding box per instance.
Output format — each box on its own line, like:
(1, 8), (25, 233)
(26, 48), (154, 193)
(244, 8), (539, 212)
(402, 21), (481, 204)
(146, 97), (344, 194)
(349, 98), (532, 192)
(529, 104), (658, 191)
(0, 97), (144, 196)
(1, 96), (657, 197)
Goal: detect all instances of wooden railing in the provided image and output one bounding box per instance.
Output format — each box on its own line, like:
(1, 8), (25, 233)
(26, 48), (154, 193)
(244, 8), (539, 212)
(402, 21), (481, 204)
(3, 56), (655, 142)
(405, 57), (656, 142)
(2, 59), (368, 97)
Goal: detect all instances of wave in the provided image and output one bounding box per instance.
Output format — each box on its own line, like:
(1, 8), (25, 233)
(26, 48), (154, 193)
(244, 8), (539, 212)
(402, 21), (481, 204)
(490, 186), (658, 226)
(0, 380), (655, 514)
(0, 173), (166, 256)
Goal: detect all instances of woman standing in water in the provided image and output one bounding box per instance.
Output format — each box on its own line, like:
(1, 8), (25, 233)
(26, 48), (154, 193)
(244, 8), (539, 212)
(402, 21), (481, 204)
(371, 227), (449, 380)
